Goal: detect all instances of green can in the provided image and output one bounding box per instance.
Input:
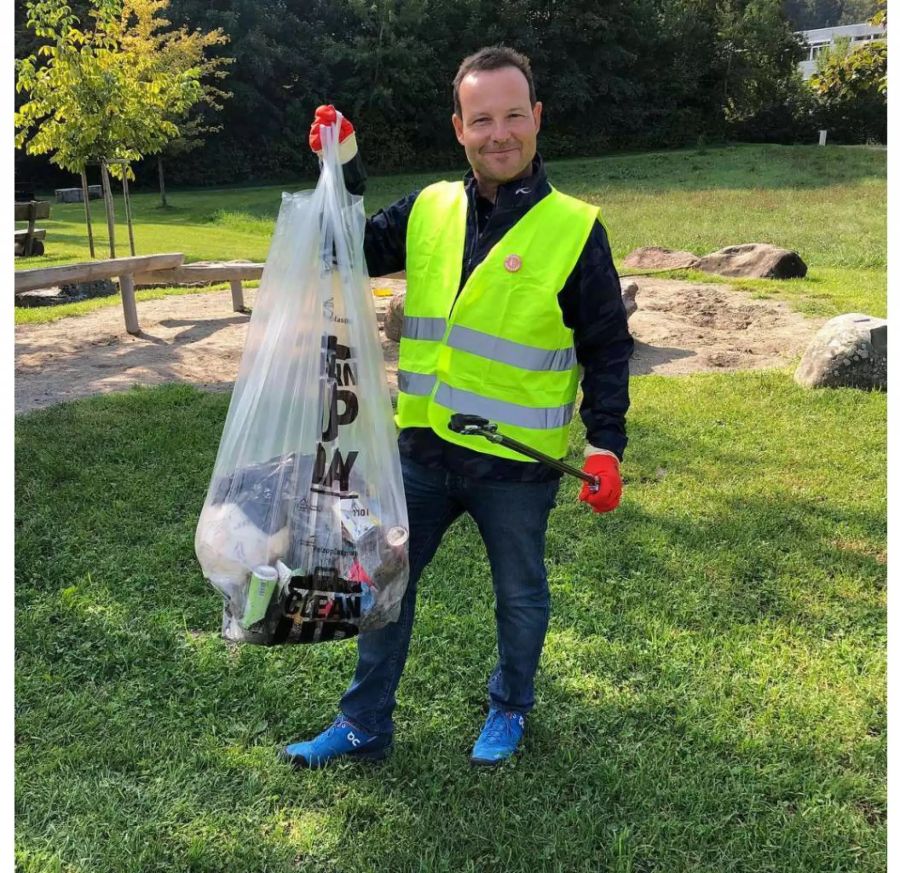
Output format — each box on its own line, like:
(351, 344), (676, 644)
(240, 565), (279, 628)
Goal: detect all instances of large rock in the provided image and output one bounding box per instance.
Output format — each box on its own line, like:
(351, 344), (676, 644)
(383, 293), (406, 342)
(794, 313), (887, 390)
(698, 243), (807, 279)
(382, 281), (639, 343)
(622, 247), (700, 271)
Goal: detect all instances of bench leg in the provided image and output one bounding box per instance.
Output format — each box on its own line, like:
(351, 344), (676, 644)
(24, 210), (35, 258)
(119, 273), (140, 335)
(229, 278), (246, 312)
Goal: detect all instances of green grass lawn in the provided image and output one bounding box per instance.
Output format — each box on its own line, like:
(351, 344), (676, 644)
(16, 143), (886, 324)
(15, 373), (886, 872)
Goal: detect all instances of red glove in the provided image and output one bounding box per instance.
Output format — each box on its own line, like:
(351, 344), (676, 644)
(578, 453), (622, 513)
(309, 104), (358, 162)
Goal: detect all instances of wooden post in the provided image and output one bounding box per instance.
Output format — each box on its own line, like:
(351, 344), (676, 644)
(229, 278), (246, 312)
(80, 170), (95, 259)
(23, 202), (36, 257)
(158, 155), (168, 208)
(118, 273), (140, 334)
(121, 167), (136, 256)
(99, 158), (116, 259)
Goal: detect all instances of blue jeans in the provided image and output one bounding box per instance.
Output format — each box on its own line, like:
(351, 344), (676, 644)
(340, 456), (560, 736)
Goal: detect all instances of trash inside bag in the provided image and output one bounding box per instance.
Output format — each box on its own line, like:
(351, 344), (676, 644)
(195, 114), (409, 644)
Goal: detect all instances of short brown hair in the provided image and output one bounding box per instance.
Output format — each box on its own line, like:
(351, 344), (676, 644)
(452, 46), (537, 118)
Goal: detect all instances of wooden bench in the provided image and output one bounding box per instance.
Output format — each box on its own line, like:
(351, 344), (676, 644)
(15, 200), (51, 257)
(14, 228), (46, 248)
(15, 253), (185, 335)
(133, 261), (264, 312)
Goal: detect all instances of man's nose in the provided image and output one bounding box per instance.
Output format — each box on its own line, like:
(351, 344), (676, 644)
(491, 118), (510, 141)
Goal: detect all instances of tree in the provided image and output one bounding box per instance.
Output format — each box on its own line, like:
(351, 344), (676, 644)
(15, 0), (206, 254)
(710, 0), (814, 142)
(17, 0), (865, 188)
(808, 0), (886, 141)
(639, 0), (728, 146)
(118, 0), (231, 206)
(162, 0), (326, 184)
(16, 0), (204, 177)
(783, 0), (880, 30)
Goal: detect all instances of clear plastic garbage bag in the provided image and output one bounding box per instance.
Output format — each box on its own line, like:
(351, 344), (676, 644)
(195, 115), (409, 644)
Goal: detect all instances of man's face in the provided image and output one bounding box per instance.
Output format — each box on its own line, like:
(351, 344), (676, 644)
(452, 66), (542, 187)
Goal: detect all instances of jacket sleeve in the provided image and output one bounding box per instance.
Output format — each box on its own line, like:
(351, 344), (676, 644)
(341, 152), (417, 277)
(363, 191), (419, 277)
(557, 220), (633, 461)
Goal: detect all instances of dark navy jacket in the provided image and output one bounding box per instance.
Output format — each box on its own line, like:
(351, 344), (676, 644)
(348, 154), (633, 482)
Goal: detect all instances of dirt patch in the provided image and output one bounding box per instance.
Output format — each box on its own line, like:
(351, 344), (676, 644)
(627, 277), (824, 375)
(14, 276), (822, 415)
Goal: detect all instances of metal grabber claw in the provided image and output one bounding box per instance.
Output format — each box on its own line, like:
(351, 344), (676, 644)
(447, 414), (600, 492)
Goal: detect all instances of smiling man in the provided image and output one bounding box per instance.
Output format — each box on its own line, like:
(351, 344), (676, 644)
(283, 45), (633, 769)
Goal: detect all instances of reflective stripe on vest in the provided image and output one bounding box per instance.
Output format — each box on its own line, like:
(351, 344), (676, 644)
(397, 180), (600, 461)
(434, 384), (574, 430)
(398, 370), (437, 396)
(446, 325), (577, 372)
(402, 316), (447, 341)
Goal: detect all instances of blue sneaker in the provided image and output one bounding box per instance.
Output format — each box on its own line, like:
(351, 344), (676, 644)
(280, 715), (392, 769)
(470, 708), (526, 766)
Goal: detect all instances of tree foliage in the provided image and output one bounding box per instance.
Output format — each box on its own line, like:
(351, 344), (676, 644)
(15, 0), (884, 189)
(782, 0), (880, 30)
(15, 0), (223, 178)
(808, 2), (886, 142)
(127, 0), (232, 162)
(720, 0), (814, 141)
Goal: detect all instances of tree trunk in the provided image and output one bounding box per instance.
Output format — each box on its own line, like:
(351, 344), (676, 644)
(121, 168), (136, 256)
(158, 155), (168, 208)
(99, 159), (116, 259)
(80, 170), (96, 259)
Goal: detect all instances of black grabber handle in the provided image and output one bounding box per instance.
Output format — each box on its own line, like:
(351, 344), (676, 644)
(447, 414), (600, 492)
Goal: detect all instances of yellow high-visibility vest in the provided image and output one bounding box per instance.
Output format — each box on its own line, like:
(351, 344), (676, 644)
(396, 180), (600, 461)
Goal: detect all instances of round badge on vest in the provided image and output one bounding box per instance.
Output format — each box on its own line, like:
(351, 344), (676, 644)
(504, 254), (522, 272)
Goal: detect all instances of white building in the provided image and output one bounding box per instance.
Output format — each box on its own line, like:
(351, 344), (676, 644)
(796, 22), (887, 79)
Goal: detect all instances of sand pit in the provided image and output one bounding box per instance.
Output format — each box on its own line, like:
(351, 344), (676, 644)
(14, 276), (822, 416)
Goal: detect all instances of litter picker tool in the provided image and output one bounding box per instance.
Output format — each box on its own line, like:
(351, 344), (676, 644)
(447, 414), (600, 492)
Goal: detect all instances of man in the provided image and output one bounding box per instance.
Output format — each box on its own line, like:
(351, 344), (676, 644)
(282, 45), (633, 768)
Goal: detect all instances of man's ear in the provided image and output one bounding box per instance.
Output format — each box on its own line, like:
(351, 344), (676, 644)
(532, 101), (543, 135)
(452, 113), (465, 145)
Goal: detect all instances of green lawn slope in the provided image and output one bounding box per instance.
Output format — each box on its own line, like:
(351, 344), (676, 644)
(16, 144), (886, 324)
